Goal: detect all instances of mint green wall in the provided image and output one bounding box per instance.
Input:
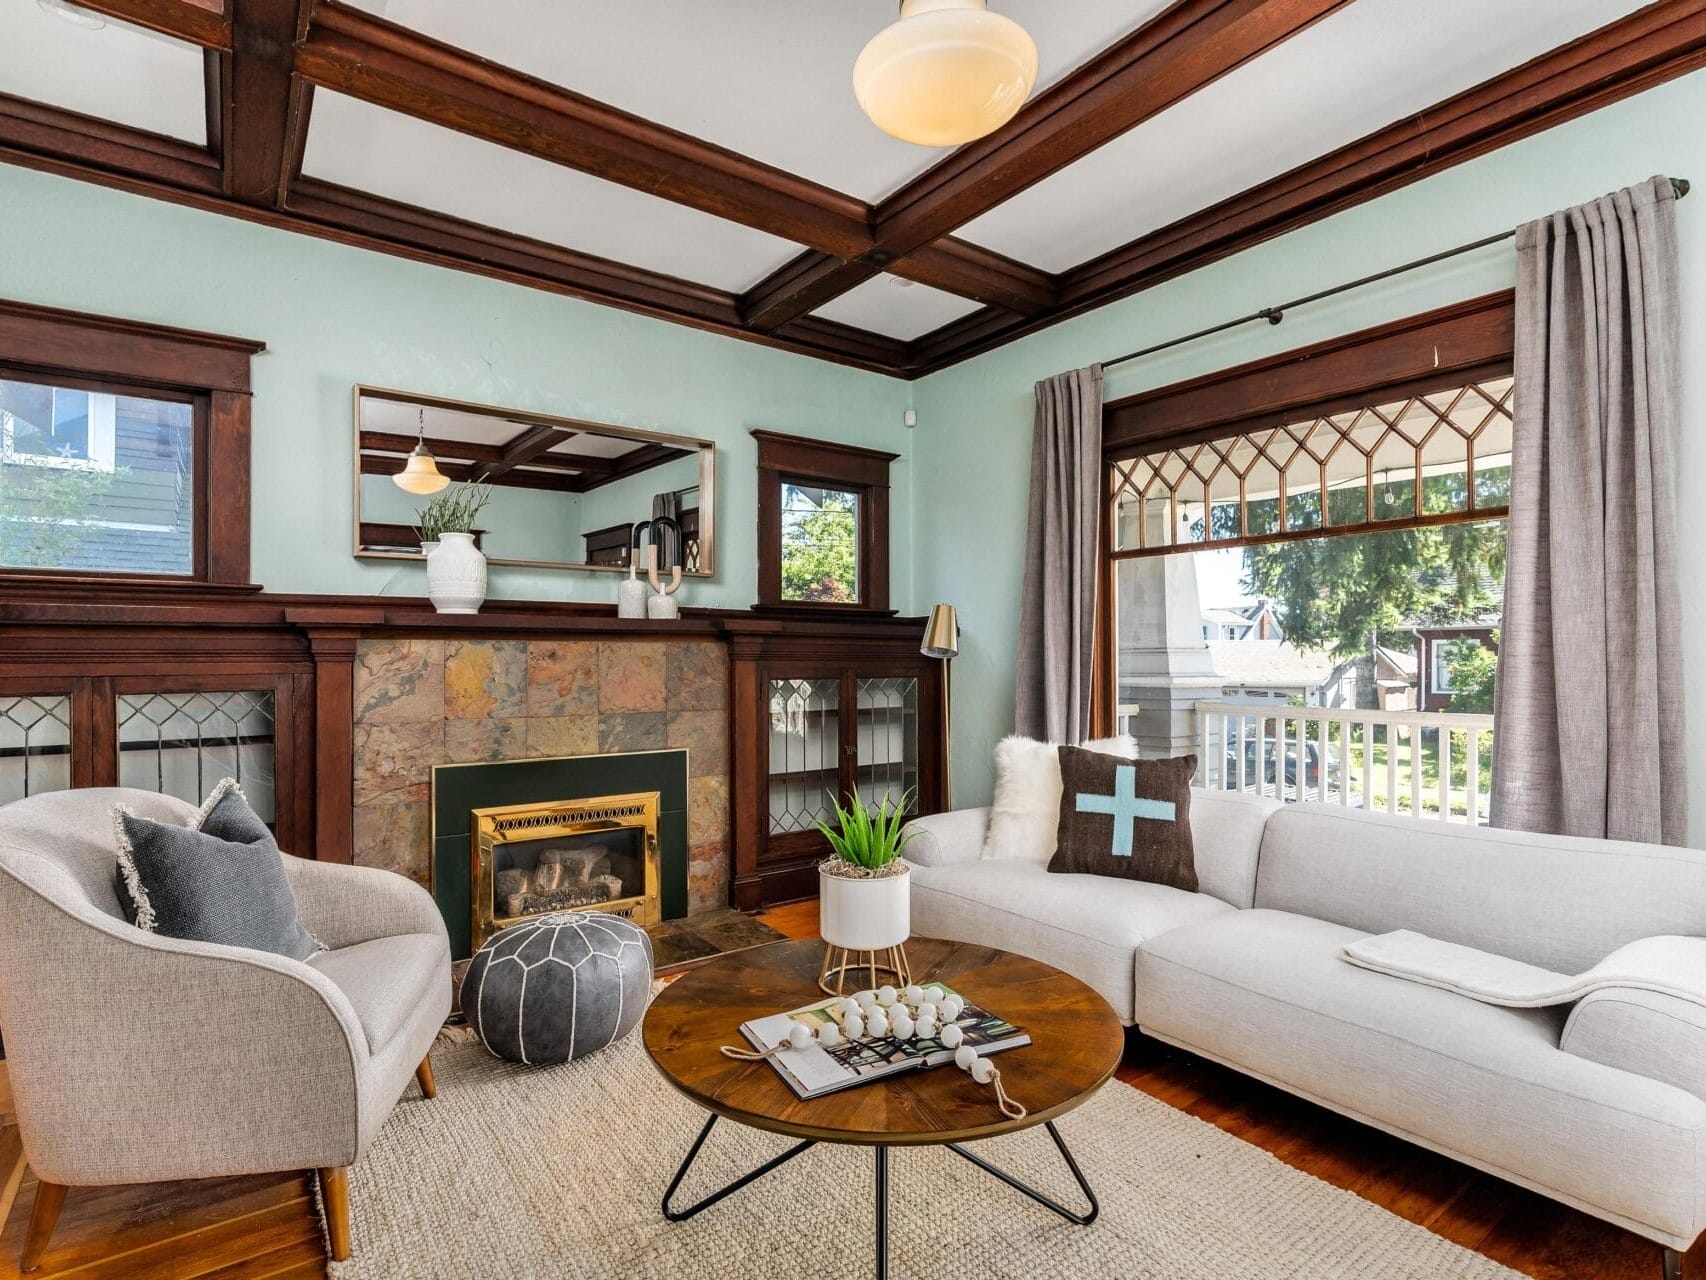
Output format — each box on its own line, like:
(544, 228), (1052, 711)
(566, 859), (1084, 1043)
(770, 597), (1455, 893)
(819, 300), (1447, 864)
(912, 70), (1706, 836)
(0, 163), (913, 610)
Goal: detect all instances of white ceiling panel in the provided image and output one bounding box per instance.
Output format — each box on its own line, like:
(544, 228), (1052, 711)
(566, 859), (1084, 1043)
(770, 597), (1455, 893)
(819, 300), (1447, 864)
(959, 0), (1654, 272)
(0, 3), (205, 143)
(301, 92), (803, 292)
(811, 276), (982, 341)
(341, 0), (1170, 202)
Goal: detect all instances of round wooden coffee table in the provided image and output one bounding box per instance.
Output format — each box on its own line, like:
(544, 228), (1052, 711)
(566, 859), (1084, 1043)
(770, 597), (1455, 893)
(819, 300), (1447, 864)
(643, 936), (1124, 1279)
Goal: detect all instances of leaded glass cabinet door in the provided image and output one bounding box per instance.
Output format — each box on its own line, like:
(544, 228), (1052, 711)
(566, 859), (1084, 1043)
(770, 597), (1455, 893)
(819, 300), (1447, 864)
(765, 674), (844, 857)
(855, 675), (920, 816)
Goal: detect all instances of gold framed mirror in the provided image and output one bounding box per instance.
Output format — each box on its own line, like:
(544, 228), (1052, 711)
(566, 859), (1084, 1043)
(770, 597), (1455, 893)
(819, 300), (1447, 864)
(351, 386), (715, 576)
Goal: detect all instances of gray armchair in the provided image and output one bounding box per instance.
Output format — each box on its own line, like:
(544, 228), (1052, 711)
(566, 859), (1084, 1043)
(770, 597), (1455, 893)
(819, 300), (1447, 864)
(0, 788), (451, 1270)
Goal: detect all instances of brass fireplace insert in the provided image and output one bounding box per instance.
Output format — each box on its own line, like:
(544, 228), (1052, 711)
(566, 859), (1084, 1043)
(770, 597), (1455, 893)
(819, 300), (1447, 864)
(471, 792), (661, 950)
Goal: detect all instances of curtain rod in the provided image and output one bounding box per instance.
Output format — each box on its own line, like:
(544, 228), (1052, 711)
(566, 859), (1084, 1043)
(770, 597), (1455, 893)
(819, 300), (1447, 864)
(1102, 176), (1691, 372)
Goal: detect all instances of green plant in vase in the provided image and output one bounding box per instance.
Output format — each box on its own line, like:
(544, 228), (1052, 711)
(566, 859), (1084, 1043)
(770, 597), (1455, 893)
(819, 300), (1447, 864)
(818, 788), (916, 876)
(414, 482), (492, 546)
(415, 482), (494, 615)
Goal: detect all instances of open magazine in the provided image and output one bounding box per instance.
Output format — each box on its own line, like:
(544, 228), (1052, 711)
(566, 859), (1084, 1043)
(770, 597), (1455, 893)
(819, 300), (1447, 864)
(737, 985), (1030, 1101)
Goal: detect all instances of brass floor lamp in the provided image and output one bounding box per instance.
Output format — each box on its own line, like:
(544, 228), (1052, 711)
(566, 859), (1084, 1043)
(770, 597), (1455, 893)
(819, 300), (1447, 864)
(922, 604), (959, 810)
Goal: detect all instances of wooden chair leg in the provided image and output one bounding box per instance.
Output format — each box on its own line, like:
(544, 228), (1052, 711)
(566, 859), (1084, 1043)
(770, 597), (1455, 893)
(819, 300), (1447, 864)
(19, 1180), (66, 1273)
(317, 1166), (351, 1262)
(414, 1054), (437, 1100)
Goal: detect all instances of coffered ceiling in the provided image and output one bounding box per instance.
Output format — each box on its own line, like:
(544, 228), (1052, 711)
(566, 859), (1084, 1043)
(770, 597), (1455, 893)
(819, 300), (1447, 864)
(1, 0), (1702, 378)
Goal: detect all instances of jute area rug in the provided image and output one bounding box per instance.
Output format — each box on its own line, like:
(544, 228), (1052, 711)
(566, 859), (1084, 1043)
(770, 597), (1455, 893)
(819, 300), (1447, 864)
(326, 1030), (1524, 1280)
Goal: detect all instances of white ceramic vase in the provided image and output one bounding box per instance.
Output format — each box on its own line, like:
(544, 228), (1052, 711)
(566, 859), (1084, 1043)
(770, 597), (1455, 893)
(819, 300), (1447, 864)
(426, 531), (487, 615)
(646, 590), (680, 620)
(818, 863), (911, 952)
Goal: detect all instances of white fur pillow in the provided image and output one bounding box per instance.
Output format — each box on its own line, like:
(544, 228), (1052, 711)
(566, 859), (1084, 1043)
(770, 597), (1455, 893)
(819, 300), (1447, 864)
(980, 734), (1139, 864)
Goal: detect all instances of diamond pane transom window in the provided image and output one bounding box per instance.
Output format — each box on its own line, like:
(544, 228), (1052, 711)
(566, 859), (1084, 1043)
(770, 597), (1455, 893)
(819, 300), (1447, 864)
(1110, 376), (1513, 555)
(0, 694), (71, 805)
(767, 678), (841, 834)
(117, 690), (277, 823)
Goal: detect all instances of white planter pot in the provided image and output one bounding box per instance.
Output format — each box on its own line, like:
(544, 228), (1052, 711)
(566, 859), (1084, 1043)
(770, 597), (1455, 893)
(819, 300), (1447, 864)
(818, 863), (911, 951)
(426, 531), (487, 615)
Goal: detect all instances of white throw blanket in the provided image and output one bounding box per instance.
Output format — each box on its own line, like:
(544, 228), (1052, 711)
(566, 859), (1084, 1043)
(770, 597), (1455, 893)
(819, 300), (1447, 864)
(1340, 930), (1706, 1008)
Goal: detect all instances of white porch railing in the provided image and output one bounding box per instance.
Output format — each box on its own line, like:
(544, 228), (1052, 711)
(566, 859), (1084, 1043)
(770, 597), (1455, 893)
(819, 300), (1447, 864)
(1192, 701), (1497, 825)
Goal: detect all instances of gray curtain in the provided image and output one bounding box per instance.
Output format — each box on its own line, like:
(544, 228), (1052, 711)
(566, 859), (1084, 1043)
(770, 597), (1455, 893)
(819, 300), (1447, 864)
(1492, 176), (1685, 845)
(1016, 365), (1104, 743)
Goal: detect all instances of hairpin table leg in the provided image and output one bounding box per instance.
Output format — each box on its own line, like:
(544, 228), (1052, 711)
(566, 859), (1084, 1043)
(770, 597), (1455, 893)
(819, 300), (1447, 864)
(946, 1120), (1099, 1225)
(661, 1114), (816, 1222)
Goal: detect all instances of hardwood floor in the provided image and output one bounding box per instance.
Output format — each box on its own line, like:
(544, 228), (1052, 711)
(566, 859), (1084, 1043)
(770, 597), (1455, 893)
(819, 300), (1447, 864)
(0, 898), (1694, 1279)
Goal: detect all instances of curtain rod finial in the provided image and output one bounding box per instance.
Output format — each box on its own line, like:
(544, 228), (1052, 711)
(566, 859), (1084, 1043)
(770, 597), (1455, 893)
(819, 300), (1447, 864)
(1673, 177), (1690, 198)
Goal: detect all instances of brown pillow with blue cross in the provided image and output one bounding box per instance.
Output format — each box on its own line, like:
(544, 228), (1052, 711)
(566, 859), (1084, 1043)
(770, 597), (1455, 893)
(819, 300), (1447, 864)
(1048, 747), (1198, 891)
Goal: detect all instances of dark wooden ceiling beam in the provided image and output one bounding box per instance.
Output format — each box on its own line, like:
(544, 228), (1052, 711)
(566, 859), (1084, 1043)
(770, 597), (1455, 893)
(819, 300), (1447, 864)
(293, 3), (875, 259)
(876, 0), (1351, 257)
(358, 453), (581, 492)
(740, 0), (1348, 330)
(219, 0), (313, 205)
(0, 92), (221, 194)
(66, 0), (232, 50)
(906, 0), (1706, 375)
(471, 423), (572, 483)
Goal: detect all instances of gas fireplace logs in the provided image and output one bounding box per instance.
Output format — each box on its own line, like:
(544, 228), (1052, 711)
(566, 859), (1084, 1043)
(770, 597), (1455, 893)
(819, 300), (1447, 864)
(498, 846), (624, 918)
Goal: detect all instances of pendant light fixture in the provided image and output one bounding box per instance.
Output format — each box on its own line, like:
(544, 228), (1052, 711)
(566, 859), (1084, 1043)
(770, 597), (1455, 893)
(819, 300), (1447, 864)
(854, 0), (1038, 147)
(393, 408), (449, 495)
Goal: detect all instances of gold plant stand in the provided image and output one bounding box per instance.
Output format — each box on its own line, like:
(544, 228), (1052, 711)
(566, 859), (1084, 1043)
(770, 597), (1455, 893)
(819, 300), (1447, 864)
(818, 943), (913, 996)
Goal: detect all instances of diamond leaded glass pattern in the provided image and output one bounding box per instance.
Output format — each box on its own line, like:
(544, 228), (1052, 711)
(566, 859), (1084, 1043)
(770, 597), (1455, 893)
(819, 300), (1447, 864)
(1110, 376), (1514, 555)
(117, 690), (277, 823)
(767, 677), (841, 835)
(856, 677), (919, 815)
(0, 694), (72, 805)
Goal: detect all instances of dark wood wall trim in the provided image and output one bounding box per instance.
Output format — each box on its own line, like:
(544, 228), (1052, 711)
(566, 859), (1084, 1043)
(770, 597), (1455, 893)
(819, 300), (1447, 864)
(752, 431), (898, 612)
(1103, 290), (1516, 452)
(908, 0), (1706, 374)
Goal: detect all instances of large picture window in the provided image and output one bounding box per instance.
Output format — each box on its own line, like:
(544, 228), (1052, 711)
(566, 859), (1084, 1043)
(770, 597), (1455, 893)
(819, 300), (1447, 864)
(0, 300), (263, 588)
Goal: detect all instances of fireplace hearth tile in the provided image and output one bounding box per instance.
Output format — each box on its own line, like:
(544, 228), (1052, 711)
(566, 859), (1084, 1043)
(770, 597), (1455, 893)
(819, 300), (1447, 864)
(598, 712), (667, 753)
(524, 641), (599, 717)
(353, 721), (439, 805)
(352, 796), (430, 885)
(667, 709), (727, 778)
(445, 641), (527, 719)
(444, 717), (526, 763)
(524, 715), (599, 759)
(598, 642), (666, 713)
(353, 639), (445, 724)
(666, 641), (728, 712)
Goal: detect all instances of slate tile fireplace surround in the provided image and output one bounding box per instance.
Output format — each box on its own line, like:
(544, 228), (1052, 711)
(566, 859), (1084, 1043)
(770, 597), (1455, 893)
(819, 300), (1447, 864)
(350, 635), (729, 936)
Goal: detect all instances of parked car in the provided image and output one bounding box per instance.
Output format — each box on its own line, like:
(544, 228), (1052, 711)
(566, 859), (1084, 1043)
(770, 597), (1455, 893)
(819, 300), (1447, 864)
(1223, 738), (1343, 793)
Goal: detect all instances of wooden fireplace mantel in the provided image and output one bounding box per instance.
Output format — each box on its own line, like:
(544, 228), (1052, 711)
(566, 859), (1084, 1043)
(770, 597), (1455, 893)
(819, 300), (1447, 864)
(0, 586), (942, 905)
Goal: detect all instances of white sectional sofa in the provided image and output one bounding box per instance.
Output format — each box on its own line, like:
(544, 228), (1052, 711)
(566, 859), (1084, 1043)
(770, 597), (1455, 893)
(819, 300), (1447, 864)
(905, 792), (1706, 1274)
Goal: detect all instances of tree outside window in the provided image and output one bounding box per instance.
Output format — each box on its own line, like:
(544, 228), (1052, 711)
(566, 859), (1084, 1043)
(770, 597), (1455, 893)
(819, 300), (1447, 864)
(780, 483), (859, 603)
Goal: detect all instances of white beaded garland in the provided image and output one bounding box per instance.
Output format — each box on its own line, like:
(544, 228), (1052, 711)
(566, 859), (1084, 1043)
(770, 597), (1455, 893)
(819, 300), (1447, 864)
(719, 983), (1024, 1118)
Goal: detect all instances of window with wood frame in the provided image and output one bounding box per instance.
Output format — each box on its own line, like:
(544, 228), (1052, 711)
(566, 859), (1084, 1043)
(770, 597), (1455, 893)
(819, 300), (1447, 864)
(1096, 292), (1516, 734)
(0, 300), (264, 588)
(753, 429), (897, 611)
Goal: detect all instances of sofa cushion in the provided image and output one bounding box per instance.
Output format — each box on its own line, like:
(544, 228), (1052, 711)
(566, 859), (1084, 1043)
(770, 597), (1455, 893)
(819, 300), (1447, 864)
(1051, 749), (1196, 890)
(309, 932), (449, 1054)
(1563, 986), (1706, 1105)
(113, 780), (320, 962)
(981, 734), (1136, 865)
(911, 860), (1233, 1023)
(1133, 909), (1706, 1243)
(1253, 802), (1706, 972)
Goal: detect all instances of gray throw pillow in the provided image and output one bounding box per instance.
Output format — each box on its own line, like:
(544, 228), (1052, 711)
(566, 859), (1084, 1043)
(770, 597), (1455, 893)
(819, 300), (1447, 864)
(113, 779), (320, 962)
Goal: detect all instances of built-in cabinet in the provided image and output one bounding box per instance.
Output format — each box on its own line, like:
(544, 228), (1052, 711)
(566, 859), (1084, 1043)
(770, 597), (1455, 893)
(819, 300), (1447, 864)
(730, 621), (945, 909)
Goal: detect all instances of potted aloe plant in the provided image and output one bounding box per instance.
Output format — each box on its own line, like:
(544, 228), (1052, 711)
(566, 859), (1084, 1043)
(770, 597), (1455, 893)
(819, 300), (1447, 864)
(817, 789), (916, 957)
(415, 483), (493, 615)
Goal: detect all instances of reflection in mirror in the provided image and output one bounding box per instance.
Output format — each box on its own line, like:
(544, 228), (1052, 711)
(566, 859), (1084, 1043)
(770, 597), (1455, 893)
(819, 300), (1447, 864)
(352, 387), (714, 575)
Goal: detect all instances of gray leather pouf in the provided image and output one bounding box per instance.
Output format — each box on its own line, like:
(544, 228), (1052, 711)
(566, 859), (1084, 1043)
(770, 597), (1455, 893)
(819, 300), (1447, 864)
(464, 912), (654, 1066)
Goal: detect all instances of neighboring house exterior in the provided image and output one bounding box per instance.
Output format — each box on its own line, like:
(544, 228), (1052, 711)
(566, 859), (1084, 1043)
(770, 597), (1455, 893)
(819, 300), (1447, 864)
(0, 385), (194, 576)
(1415, 625), (1498, 711)
(1200, 599), (1283, 642)
(1207, 639), (1342, 706)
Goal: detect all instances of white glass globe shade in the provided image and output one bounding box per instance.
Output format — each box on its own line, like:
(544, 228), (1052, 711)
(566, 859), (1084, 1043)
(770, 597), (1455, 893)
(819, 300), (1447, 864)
(394, 447), (450, 495)
(854, 0), (1038, 147)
